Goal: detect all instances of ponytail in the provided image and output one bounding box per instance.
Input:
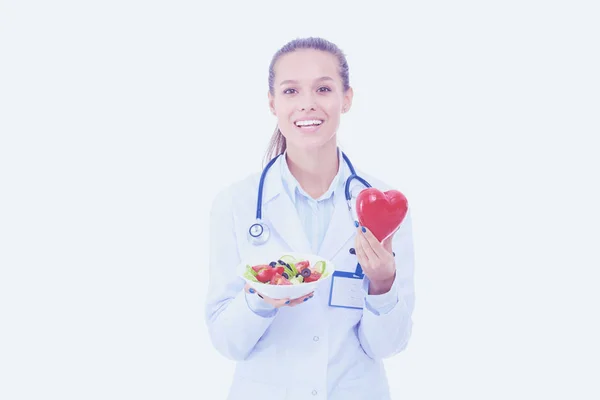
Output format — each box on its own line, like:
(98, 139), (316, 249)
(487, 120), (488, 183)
(263, 125), (286, 167)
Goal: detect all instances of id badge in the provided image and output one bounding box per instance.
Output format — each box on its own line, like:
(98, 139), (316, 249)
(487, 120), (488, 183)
(328, 263), (365, 309)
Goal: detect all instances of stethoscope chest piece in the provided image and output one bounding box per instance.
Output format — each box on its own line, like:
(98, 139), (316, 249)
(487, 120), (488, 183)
(248, 220), (270, 246)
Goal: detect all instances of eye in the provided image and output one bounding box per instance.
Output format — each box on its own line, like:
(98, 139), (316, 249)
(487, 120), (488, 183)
(317, 86), (332, 92)
(283, 88), (297, 94)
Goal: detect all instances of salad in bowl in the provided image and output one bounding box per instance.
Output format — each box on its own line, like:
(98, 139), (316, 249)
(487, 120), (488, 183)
(239, 252), (334, 299)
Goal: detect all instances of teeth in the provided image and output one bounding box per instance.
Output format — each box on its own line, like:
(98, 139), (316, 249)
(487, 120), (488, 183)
(295, 120), (323, 127)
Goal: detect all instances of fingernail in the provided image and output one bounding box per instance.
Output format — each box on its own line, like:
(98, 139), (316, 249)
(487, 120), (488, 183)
(361, 226), (366, 233)
(249, 288), (255, 294)
(303, 297), (309, 302)
(257, 294), (264, 299)
(354, 220), (359, 227)
(393, 252), (396, 256)
(309, 294), (314, 298)
(285, 300), (290, 304)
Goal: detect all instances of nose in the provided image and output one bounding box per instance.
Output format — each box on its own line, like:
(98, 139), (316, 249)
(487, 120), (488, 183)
(297, 91), (317, 111)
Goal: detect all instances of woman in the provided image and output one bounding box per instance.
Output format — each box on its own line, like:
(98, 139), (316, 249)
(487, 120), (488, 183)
(205, 37), (415, 400)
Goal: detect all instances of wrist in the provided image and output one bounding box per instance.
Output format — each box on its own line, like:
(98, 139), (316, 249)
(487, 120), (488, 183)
(368, 273), (396, 295)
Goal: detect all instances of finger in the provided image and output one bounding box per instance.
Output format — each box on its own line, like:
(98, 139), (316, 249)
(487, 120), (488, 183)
(246, 284), (291, 308)
(288, 291), (314, 307)
(244, 283), (256, 294)
(357, 227), (378, 261)
(271, 298), (292, 308)
(354, 233), (369, 265)
(382, 235), (394, 253)
(259, 294), (291, 308)
(360, 226), (389, 259)
(354, 236), (374, 276)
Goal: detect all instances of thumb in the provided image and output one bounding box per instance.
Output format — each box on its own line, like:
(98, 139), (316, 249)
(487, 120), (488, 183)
(382, 234), (394, 252)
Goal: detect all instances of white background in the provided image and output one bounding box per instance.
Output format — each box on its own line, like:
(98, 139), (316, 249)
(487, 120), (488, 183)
(1, 1), (599, 399)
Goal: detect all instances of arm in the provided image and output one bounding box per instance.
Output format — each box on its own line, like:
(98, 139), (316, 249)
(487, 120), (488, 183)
(356, 210), (416, 359)
(204, 189), (278, 361)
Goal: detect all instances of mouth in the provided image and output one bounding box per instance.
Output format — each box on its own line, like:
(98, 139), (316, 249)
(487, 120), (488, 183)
(294, 119), (324, 132)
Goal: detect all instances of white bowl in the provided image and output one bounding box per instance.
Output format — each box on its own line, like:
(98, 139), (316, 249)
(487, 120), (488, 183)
(238, 252), (334, 299)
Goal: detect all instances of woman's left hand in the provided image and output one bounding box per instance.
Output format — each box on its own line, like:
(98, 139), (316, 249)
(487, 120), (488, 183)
(354, 224), (396, 295)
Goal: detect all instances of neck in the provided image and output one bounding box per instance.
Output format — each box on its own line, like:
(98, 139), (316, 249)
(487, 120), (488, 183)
(285, 140), (339, 199)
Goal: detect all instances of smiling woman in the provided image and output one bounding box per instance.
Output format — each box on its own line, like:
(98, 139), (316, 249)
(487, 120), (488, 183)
(264, 38), (352, 169)
(205, 37), (416, 400)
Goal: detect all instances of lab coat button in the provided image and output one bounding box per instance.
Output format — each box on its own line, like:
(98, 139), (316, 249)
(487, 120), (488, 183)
(313, 336), (319, 342)
(312, 390), (318, 395)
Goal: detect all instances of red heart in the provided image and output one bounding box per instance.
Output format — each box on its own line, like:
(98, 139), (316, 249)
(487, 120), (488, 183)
(356, 188), (408, 242)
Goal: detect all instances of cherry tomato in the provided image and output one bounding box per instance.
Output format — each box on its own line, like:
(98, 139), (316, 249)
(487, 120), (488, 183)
(256, 268), (275, 283)
(295, 260), (310, 271)
(304, 271), (322, 283)
(270, 273), (292, 285)
(252, 264), (269, 273)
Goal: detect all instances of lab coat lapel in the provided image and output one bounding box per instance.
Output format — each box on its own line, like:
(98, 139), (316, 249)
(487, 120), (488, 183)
(319, 177), (356, 262)
(261, 156), (312, 254)
(264, 194), (312, 254)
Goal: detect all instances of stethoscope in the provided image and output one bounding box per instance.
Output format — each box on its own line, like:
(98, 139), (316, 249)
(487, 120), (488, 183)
(247, 151), (372, 247)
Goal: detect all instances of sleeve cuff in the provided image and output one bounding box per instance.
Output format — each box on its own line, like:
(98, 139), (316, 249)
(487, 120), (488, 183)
(245, 291), (278, 318)
(364, 276), (399, 316)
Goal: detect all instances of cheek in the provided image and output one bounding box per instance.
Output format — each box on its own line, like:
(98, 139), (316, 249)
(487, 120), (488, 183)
(273, 101), (294, 120)
(324, 97), (343, 114)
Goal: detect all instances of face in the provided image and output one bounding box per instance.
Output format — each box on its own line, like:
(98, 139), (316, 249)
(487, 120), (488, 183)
(268, 49), (353, 151)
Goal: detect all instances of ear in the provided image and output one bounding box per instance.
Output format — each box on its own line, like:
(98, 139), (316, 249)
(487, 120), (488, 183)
(268, 91), (276, 115)
(342, 86), (354, 113)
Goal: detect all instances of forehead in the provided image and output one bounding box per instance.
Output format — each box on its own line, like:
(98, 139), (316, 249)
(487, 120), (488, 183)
(273, 49), (340, 84)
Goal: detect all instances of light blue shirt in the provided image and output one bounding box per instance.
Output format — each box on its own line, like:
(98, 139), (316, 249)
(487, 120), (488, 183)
(279, 149), (344, 255)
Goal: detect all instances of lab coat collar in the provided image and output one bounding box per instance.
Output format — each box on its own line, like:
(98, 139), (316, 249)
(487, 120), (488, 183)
(260, 155), (312, 253)
(261, 155), (286, 205)
(259, 148), (357, 258)
(279, 147), (343, 206)
(319, 159), (357, 261)
(261, 147), (344, 205)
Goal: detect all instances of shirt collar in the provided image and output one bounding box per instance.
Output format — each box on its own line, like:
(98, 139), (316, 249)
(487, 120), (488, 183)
(280, 147), (345, 205)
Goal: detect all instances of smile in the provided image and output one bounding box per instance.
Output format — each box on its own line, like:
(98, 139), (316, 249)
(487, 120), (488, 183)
(294, 119), (324, 127)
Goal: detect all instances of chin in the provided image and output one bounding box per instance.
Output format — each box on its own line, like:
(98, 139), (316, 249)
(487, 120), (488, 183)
(282, 123), (337, 149)
(289, 134), (336, 151)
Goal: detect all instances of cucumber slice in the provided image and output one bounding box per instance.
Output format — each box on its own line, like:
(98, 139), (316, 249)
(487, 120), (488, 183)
(289, 276), (303, 285)
(247, 265), (258, 277)
(279, 254), (297, 264)
(314, 261), (326, 274)
(243, 269), (259, 283)
(288, 263), (299, 276)
(284, 265), (295, 276)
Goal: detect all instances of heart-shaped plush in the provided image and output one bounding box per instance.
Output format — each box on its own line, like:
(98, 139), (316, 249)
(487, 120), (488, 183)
(356, 188), (409, 242)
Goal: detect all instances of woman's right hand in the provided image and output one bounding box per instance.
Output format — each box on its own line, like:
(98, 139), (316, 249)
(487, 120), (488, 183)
(244, 283), (314, 308)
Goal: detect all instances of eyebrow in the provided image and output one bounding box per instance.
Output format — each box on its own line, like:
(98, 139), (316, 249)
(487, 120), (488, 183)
(279, 76), (335, 86)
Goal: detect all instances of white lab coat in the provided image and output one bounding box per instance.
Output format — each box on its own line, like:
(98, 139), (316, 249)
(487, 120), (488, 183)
(205, 156), (415, 400)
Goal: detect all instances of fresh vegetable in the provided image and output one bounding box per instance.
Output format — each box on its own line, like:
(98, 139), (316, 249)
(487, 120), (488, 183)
(304, 270), (322, 283)
(314, 261), (326, 274)
(256, 268), (275, 283)
(244, 255), (328, 286)
(295, 260), (310, 271)
(243, 268), (259, 283)
(270, 273), (291, 285)
(252, 264), (269, 273)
